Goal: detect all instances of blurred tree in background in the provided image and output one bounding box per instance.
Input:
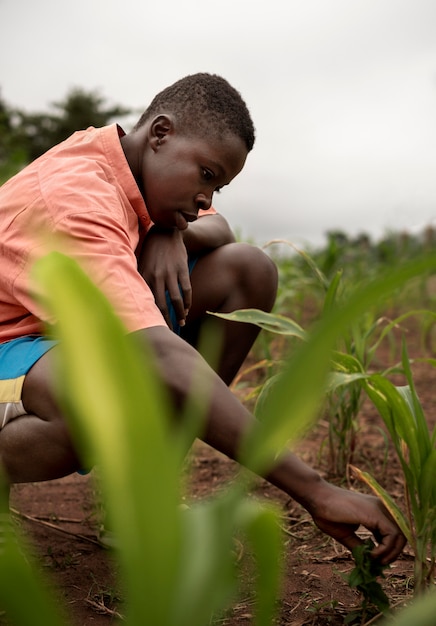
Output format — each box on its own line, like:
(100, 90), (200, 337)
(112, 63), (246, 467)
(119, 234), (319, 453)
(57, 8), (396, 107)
(0, 91), (29, 181)
(0, 87), (131, 183)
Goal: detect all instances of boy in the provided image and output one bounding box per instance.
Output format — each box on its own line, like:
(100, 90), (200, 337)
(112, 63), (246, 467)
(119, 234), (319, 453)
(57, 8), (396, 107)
(0, 73), (405, 564)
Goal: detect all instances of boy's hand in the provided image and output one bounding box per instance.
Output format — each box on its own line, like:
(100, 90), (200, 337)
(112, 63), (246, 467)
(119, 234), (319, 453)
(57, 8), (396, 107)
(138, 227), (191, 329)
(306, 482), (406, 565)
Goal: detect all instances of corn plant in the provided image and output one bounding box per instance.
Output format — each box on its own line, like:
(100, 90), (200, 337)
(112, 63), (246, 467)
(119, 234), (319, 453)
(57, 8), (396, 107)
(257, 241), (377, 474)
(326, 308), (436, 476)
(351, 339), (436, 594)
(0, 250), (435, 625)
(240, 241), (436, 476)
(292, 243), (436, 477)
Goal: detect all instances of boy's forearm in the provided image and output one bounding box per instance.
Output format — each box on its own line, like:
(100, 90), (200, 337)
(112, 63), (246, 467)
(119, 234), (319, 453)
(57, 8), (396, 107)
(140, 326), (325, 510)
(182, 213), (236, 253)
(201, 391), (325, 509)
(137, 326), (406, 566)
(264, 452), (327, 510)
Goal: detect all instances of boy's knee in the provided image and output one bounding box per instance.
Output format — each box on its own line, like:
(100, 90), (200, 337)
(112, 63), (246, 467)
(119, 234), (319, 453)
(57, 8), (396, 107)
(223, 242), (278, 308)
(232, 242), (277, 285)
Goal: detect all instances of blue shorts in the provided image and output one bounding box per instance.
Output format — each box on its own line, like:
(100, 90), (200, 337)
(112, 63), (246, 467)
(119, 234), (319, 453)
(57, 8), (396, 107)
(0, 335), (58, 380)
(0, 336), (57, 428)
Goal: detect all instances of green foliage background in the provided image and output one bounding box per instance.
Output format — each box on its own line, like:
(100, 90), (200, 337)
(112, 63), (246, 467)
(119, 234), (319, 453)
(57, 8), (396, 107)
(0, 87), (130, 183)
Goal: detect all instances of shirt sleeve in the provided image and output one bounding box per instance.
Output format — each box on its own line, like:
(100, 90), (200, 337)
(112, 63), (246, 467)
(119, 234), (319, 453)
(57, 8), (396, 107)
(198, 206), (217, 217)
(57, 210), (167, 333)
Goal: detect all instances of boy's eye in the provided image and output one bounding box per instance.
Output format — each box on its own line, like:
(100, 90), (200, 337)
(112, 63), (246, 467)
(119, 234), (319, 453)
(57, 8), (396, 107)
(202, 168), (214, 181)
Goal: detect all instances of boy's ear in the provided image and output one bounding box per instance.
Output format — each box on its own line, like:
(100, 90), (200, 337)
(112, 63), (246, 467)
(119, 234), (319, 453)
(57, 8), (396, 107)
(149, 114), (174, 150)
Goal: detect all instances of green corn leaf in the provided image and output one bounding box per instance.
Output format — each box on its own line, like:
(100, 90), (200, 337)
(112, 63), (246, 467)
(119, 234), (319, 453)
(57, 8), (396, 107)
(419, 449), (436, 512)
(0, 520), (68, 626)
(322, 268), (343, 314)
(431, 425), (436, 448)
(254, 373), (282, 421)
(364, 376), (421, 482)
(331, 350), (365, 374)
(397, 385), (432, 478)
(235, 499), (282, 626)
(368, 309), (436, 358)
(32, 252), (281, 626)
(400, 339), (433, 461)
(295, 246), (330, 289)
(0, 478), (67, 626)
(327, 351), (368, 393)
(210, 308), (307, 340)
(171, 489), (282, 626)
(325, 371), (369, 394)
(170, 495), (238, 626)
(32, 252), (183, 625)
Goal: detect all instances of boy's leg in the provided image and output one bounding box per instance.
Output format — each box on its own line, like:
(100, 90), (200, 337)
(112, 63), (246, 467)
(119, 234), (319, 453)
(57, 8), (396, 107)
(0, 242), (277, 482)
(182, 242), (278, 385)
(0, 347), (80, 483)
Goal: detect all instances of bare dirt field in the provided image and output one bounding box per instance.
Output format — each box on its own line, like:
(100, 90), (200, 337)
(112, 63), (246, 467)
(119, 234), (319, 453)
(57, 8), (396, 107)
(5, 316), (435, 625)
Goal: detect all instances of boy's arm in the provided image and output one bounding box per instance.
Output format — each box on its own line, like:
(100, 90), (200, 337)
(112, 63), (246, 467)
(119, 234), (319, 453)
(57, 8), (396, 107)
(182, 213), (236, 253)
(138, 213), (235, 329)
(137, 325), (406, 566)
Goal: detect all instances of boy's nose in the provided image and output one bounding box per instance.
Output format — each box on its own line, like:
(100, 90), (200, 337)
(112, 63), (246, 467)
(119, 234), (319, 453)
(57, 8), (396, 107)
(195, 193), (212, 211)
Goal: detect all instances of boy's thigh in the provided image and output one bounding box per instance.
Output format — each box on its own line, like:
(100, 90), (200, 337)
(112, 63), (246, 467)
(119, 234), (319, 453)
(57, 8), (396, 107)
(21, 345), (62, 422)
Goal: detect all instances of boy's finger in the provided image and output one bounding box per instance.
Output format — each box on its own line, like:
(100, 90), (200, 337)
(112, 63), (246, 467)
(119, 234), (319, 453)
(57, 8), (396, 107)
(152, 281), (172, 329)
(178, 274), (192, 314)
(371, 530), (407, 565)
(168, 290), (186, 326)
(334, 530), (364, 554)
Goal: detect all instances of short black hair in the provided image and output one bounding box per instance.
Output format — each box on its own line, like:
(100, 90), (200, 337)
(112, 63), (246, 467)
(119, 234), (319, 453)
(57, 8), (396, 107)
(134, 73), (255, 152)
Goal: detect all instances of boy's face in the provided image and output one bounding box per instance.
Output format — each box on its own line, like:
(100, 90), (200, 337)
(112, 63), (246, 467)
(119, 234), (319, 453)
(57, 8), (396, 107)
(140, 130), (248, 230)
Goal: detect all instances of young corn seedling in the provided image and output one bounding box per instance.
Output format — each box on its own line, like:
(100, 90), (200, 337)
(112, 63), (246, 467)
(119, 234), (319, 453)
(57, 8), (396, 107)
(325, 308), (436, 476)
(351, 339), (436, 594)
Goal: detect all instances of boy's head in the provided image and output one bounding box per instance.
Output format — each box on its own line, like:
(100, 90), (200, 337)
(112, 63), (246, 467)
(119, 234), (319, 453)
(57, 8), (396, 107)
(134, 73), (255, 152)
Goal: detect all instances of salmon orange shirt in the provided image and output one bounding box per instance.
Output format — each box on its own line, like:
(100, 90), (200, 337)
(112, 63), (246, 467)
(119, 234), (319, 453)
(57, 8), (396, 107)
(0, 124), (214, 343)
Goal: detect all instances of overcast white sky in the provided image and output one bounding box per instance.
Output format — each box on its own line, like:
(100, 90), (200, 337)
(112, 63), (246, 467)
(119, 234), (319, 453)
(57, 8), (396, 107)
(1, 0), (436, 248)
